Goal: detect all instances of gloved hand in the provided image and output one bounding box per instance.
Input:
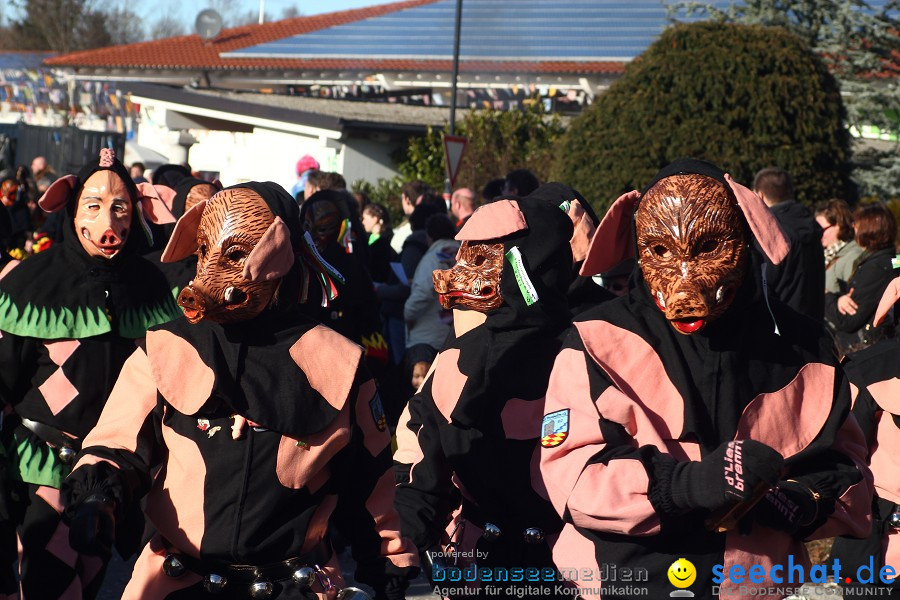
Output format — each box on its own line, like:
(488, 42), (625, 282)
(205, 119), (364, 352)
(751, 480), (820, 535)
(68, 493), (116, 558)
(665, 440), (783, 514)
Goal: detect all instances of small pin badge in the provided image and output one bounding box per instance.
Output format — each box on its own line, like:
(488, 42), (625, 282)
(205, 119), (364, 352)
(296, 440), (310, 450)
(207, 426), (221, 438)
(197, 419), (211, 431)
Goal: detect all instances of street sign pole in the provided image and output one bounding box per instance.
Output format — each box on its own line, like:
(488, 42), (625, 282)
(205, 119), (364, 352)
(445, 0), (463, 200)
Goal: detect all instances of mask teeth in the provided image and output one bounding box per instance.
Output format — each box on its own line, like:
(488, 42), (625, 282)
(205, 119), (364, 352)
(473, 279), (482, 295)
(224, 286), (237, 303)
(715, 286), (725, 303)
(656, 290), (666, 308)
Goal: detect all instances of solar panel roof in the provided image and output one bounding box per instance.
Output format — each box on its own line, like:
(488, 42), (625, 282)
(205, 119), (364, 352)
(223, 0), (897, 63)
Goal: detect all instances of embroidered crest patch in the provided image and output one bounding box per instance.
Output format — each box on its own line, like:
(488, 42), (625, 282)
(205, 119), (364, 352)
(540, 409), (569, 448)
(370, 393), (387, 432)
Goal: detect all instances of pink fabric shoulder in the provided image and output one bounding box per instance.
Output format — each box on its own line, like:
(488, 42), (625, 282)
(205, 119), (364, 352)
(146, 329), (215, 415)
(455, 199), (527, 241)
(289, 325), (363, 412)
(874, 276), (900, 327)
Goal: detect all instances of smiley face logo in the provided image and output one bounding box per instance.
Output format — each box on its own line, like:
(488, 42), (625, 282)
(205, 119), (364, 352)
(668, 558), (696, 589)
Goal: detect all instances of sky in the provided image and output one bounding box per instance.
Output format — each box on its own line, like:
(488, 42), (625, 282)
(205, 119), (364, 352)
(148, 0), (382, 27)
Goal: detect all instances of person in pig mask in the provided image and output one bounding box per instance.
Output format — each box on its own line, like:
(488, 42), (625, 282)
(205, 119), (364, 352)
(539, 159), (872, 600)
(393, 195), (574, 598)
(0, 148), (180, 598)
(61, 182), (418, 600)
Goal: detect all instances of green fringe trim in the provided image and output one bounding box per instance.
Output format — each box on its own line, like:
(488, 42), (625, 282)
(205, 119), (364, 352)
(118, 295), (182, 338)
(14, 433), (68, 488)
(0, 289), (181, 340)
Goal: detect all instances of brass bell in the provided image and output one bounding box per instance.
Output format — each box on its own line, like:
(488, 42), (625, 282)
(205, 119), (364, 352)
(202, 573), (228, 593)
(58, 446), (77, 464)
(482, 522), (501, 541)
(292, 566), (316, 588)
(890, 512), (900, 530)
(162, 554), (185, 578)
(337, 587), (374, 600)
(523, 527), (544, 544)
(248, 579), (274, 599)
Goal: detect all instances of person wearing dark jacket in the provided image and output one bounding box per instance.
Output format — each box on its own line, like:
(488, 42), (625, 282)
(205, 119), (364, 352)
(394, 196), (575, 598)
(754, 167), (825, 321)
(825, 203), (898, 356)
(542, 160), (871, 600)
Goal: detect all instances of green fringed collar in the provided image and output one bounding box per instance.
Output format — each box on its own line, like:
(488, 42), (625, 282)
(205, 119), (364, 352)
(0, 243), (181, 340)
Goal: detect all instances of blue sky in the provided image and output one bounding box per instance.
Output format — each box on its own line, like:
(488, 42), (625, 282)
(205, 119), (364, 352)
(158, 0), (381, 26)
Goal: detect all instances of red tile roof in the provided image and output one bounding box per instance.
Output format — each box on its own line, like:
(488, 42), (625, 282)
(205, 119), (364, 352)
(44, 0), (625, 75)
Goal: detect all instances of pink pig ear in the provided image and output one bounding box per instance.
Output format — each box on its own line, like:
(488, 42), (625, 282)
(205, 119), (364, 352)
(37, 175), (78, 213)
(151, 184), (177, 212)
(161, 200), (206, 263)
(134, 181), (176, 225)
(874, 276), (900, 327)
(243, 217), (295, 282)
(579, 190), (640, 276)
(725, 174), (790, 265)
(567, 198), (596, 263)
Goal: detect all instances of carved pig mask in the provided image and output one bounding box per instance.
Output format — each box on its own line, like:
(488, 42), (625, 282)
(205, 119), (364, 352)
(184, 182), (218, 214)
(636, 174), (748, 335)
(75, 170), (133, 259)
(433, 241), (505, 312)
(168, 187), (294, 325)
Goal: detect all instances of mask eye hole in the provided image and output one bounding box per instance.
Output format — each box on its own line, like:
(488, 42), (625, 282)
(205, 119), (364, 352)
(698, 239), (718, 254)
(226, 249), (247, 262)
(652, 244), (670, 258)
(197, 244), (207, 258)
(472, 254), (486, 266)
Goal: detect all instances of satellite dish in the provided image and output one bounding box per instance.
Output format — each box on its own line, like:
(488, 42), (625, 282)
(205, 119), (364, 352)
(195, 9), (224, 41)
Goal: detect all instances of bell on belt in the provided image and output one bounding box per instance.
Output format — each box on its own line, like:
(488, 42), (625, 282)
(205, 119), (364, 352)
(292, 566), (316, 588)
(482, 522), (501, 541)
(337, 586), (374, 600)
(58, 446), (77, 463)
(162, 554), (185, 578)
(249, 578), (274, 599)
(203, 573), (227, 593)
(523, 527), (544, 544)
(889, 511), (900, 530)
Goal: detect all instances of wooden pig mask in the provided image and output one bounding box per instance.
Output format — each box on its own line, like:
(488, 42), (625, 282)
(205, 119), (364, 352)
(635, 174), (748, 334)
(163, 187), (294, 324)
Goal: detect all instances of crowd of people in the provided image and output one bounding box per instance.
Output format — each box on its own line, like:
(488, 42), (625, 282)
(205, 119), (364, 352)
(0, 148), (896, 600)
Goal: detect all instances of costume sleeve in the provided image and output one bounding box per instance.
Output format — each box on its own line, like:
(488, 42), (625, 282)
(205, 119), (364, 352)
(62, 347), (164, 516)
(0, 331), (38, 409)
(540, 328), (669, 537)
(825, 260), (893, 333)
(393, 371), (459, 551)
(330, 369), (418, 587)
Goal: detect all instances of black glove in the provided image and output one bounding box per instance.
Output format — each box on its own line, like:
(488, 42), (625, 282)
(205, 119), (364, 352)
(656, 440), (783, 514)
(68, 493), (116, 558)
(374, 575), (409, 600)
(751, 480), (822, 536)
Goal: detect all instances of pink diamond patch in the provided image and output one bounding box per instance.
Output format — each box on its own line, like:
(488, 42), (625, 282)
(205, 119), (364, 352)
(38, 368), (79, 416)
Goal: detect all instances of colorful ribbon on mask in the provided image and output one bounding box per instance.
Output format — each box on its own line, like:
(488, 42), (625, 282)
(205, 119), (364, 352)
(297, 231), (345, 308)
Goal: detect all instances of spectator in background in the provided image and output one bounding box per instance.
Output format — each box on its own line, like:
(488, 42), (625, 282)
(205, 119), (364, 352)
(482, 177), (505, 203)
(400, 199), (445, 281)
(825, 203), (898, 356)
(754, 167), (825, 321)
(815, 198), (863, 294)
(31, 156), (56, 194)
(362, 202), (397, 284)
(449, 187), (476, 231)
(391, 179), (431, 253)
(502, 168), (540, 197)
(303, 169), (346, 201)
(130, 161), (147, 183)
(290, 154), (319, 201)
(404, 213), (458, 353)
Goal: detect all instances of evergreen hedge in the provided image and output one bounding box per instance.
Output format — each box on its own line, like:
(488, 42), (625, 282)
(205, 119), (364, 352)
(551, 22), (854, 214)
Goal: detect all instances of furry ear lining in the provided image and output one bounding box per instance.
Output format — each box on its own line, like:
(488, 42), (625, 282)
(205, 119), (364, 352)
(567, 199), (596, 264)
(37, 175), (78, 213)
(160, 200), (207, 263)
(134, 181), (176, 225)
(725, 174), (790, 266)
(243, 217), (295, 282)
(579, 190), (640, 276)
